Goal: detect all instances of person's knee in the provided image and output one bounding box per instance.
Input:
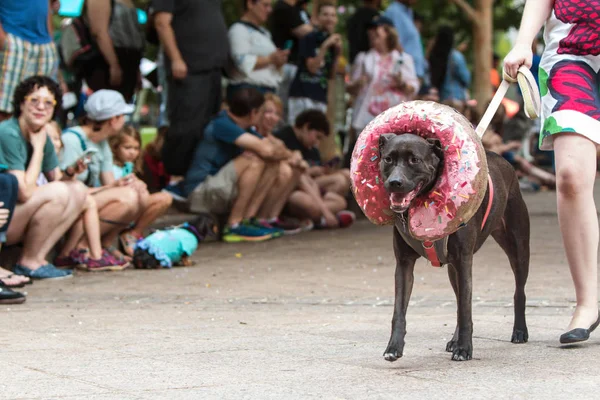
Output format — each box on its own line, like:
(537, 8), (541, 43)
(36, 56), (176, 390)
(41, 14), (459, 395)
(118, 187), (142, 215)
(556, 163), (591, 197)
(278, 162), (294, 183)
(84, 194), (97, 211)
(154, 192), (173, 208)
(66, 181), (89, 209)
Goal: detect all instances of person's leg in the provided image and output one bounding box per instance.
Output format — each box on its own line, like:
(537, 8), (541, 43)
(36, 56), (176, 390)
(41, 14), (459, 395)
(163, 70), (221, 176)
(91, 187), (142, 259)
(514, 155), (556, 186)
(119, 192), (172, 256)
(7, 181), (87, 269)
(286, 191), (322, 220)
(60, 194), (103, 260)
(227, 155), (266, 225)
(257, 162), (301, 220)
(323, 192), (347, 214)
(554, 133), (599, 330)
(243, 161), (280, 219)
(130, 192), (172, 235)
(315, 169), (351, 196)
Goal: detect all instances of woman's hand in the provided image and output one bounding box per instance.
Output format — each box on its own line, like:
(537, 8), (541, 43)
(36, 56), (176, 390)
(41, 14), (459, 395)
(109, 64), (123, 86)
(269, 49), (290, 68)
(503, 43), (533, 80)
(116, 174), (135, 187)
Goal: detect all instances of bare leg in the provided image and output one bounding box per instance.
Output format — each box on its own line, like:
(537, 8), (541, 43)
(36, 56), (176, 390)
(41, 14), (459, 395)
(515, 155), (556, 186)
(228, 155), (266, 225)
(130, 192), (172, 234)
(243, 162), (280, 218)
(323, 192), (347, 214)
(315, 169), (351, 196)
(554, 133), (599, 330)
(90, 187), (142, 259)
(7, 182), (87, 269)
(60, 195), (103, 259)
(257, 162), (301, 219)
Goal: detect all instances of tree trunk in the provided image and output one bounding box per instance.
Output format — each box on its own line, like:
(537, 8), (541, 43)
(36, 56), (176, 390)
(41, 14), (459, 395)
(472, 0), (493, 114)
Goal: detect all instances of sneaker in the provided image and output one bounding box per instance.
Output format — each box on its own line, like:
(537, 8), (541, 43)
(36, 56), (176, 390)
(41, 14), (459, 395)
(13, 264), (73, 280)
(162, 183), (188, 202)
(55, 249), (88, 268)
(337, 210), (356, 228)
(299, 219), (314, 233)
(83, 250), (130, 272)
(0, 284), (26, 304)
(269, 217), (302, 235)
(222, 222), (274, 243)
(251, 218), (284, 237)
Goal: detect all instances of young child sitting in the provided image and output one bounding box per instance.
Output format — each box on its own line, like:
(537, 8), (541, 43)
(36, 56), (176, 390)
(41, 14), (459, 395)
(142, 125), (171, 193)
(109, 126), (173, 256)
(44, 122), (128, 271)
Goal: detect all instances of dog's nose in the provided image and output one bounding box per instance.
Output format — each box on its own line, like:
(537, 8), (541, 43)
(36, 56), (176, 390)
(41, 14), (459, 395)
(389, 179), (404, 190)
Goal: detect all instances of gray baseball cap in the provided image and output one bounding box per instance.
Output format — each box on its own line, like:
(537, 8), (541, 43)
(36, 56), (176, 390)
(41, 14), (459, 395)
(84, 90), (135, 121)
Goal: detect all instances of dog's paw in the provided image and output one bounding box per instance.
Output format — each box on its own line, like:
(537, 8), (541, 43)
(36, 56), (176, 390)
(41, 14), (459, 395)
(383, 343), (404, 362)
(445, 340), (458, 353)
(511, 328), (529, 344)
(383, 350), (403, 362)
(451, 346), (472, 361)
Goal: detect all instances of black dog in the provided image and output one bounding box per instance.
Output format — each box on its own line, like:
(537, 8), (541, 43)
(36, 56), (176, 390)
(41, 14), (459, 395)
(379, 133), (529, 361)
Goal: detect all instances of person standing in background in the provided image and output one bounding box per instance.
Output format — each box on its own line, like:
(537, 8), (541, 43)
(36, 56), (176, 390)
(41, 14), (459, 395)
(152, 0), (229, 177)
(84, 0), (145, 102)
(269, 0), (314, 115)
(0, 0), (59, 121)
(383, 0), (426, 82)
(346, 0), (381, 64)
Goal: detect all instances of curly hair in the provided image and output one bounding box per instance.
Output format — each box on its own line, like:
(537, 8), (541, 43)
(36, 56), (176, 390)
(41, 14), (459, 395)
(12, 75), (62, 120)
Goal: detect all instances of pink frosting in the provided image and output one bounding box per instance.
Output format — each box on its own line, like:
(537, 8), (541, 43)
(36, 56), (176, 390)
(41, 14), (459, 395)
(350, 101), (488, 241)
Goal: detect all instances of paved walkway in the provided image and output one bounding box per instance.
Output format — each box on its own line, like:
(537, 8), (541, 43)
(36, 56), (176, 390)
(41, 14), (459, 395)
(3, 188), (600, 399)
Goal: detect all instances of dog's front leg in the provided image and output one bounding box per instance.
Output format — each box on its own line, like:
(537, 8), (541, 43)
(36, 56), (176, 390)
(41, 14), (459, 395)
(384, 226), (418, 362)
(452, 254), (474, 361)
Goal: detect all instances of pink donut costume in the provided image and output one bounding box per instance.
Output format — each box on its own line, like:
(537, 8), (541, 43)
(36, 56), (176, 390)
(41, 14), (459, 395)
(350, 101), (488, 242)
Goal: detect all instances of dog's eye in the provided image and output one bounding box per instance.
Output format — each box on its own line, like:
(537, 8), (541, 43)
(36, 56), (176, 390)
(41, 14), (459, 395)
(409, 156), (420, 164)
(383, 156), (393, 164)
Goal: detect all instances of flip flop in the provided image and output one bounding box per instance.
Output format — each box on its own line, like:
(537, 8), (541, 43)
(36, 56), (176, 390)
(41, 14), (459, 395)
(119, 231), (141, 258)
(476, 65), (541, 138)
(0, 273), (32, 288)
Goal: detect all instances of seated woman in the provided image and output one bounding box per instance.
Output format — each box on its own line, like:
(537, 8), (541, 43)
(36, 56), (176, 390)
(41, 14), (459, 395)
(109, 126), (173, 256)
(253, 93), (304, 234)
(60, 90), (148, 263)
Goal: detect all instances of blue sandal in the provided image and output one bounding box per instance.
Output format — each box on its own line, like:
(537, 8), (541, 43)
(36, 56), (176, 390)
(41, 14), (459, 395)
(13, 264), (73, 280)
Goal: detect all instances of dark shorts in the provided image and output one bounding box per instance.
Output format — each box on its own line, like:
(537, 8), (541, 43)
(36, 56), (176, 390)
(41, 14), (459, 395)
(0, 173), (18, 243)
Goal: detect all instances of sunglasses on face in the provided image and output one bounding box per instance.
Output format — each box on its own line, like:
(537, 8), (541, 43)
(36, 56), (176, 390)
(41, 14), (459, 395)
(25, 95), (57, 109)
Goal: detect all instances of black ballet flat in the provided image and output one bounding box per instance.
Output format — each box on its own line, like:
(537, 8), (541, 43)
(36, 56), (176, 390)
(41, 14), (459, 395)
(560, 311), (600, 344)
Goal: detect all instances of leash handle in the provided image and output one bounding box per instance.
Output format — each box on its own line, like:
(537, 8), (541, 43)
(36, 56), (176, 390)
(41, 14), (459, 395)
(474, 65), (540, 138)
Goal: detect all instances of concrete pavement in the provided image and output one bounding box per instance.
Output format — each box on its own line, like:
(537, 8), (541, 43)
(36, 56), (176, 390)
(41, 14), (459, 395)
(2, 188), (600, 399)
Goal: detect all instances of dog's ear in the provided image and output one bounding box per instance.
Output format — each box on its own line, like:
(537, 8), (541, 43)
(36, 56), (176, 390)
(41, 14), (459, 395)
(378, 133), (396, 153)
(426, 138), (442, 151)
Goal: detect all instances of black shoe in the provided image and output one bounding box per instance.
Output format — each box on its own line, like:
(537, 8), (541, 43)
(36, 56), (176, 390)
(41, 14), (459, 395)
(560, 311), (600, 344)
(0, 283), (26, 305)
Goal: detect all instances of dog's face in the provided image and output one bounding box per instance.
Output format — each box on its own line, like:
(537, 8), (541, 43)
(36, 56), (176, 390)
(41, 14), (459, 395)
(379, 133), (443, 213)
